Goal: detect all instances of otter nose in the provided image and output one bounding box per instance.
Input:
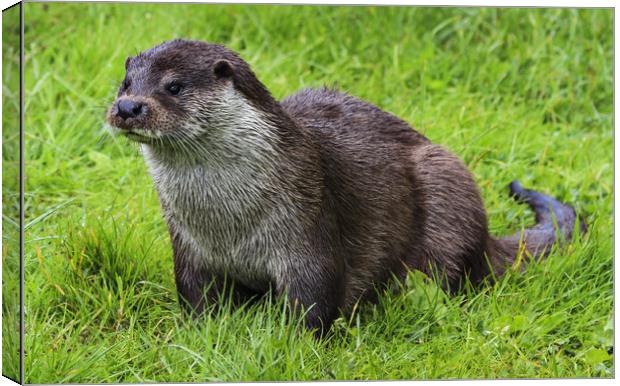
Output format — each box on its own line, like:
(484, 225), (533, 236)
(116, 99), (144, 120)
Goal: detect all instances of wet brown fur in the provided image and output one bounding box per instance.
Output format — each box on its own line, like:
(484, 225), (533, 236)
(107, 39), (585, 337)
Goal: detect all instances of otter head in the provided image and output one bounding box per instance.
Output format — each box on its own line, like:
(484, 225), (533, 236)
(106, 39), (276, 146)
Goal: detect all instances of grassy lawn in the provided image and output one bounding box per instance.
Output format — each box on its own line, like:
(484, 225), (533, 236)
(5, 3), (613, 382)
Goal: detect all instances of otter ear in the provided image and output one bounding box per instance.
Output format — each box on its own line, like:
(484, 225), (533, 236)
(213, 59), (234, 78)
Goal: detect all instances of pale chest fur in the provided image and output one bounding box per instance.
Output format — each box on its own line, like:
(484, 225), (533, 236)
(143, 147), (290, 290)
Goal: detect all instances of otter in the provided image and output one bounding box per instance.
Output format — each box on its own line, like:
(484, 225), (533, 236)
(106, 39), (585, 337)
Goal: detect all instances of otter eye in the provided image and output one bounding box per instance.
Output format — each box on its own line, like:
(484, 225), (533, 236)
(166, 83), (182, 96)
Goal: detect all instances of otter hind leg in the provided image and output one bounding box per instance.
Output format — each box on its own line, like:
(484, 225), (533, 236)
(409, 145), (491, 290)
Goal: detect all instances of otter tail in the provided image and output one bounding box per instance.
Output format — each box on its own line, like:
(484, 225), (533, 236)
(486, 180), (587, 278)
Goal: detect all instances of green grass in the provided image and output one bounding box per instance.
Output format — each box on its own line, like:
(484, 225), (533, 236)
(10, 3), (613, 382)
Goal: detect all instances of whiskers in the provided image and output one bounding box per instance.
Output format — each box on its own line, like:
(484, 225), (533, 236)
(162, 130), (215, 163)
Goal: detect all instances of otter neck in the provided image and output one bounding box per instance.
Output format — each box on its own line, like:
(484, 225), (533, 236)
(142, 92), (320, 205)
(147, 84), (306, 165)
